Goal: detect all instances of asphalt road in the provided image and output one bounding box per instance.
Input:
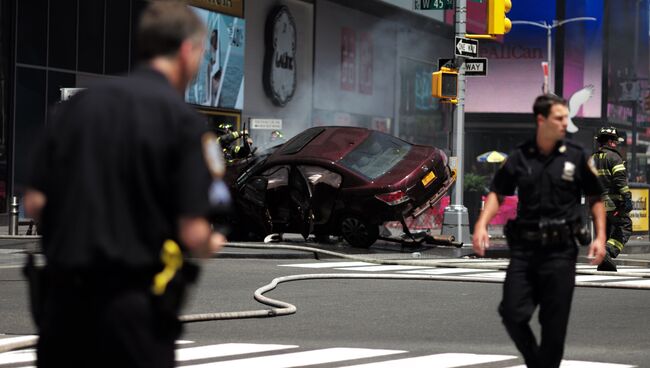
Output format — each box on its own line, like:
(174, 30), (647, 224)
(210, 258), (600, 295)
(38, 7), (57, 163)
(1, 246), (649, 367)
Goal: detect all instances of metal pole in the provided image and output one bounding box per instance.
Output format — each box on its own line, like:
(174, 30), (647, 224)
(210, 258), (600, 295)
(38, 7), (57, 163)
(441, 0), (470, 245)
(546, 26), (555, 93)
(9, 196), (18, 235)
(631, 0), (641, 180)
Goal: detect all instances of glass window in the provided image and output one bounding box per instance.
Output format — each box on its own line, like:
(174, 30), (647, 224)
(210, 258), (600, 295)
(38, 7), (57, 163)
(14, 67), (46, 190)
(279, 128), (325, 155)
(105, 0), (130, 75)
(298, 165), (342, 188)
(17, 0), (48, 65)
(339, 131), (411, 180)
(78, 0), (105, 73)
(261, 165), (289, 190)
(49, 0), (77, 70)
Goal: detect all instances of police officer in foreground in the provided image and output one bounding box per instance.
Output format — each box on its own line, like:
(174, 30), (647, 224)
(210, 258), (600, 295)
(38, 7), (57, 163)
(473, 94), (607, 368)
(23, 2), (226, 367)
(592, 126), (633, 272)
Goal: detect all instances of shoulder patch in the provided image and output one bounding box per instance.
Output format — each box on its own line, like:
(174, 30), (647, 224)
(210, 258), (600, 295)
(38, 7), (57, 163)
(202, 132), (226, 178)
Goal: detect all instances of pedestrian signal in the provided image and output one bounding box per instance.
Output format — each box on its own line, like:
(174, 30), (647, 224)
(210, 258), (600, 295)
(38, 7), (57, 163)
(431, 67), (458, 100)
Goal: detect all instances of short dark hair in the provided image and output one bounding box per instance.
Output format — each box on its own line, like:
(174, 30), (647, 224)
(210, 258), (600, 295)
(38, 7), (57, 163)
(533, 94), (567, 118)
(136, 1), (206, 61)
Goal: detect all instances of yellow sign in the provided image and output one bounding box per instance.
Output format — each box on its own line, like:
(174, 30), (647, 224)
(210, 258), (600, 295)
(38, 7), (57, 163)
(186, 0), (243, 17)
(630, 187), (649, 232)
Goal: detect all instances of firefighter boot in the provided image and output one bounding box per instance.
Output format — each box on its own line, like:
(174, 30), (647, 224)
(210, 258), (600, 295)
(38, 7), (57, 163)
(597, 245), (618, 272)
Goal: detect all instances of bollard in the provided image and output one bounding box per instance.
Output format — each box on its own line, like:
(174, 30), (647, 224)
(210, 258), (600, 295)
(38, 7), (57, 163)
(9, 196), (19, 236)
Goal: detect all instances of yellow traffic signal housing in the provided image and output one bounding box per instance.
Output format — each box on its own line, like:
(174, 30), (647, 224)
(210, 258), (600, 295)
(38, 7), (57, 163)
(487, 0), (512, 35)
(431, 67), (458, 99)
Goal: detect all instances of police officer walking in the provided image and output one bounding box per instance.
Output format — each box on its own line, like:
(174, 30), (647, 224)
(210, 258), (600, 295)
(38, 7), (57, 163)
(473, 94), (607, 368)
(592, 126), (633, 271)
(23, 2), (225, 367)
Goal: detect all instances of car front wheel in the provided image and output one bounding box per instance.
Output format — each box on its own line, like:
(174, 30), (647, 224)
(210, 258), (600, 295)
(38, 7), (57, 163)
(340, 215), (379, 248)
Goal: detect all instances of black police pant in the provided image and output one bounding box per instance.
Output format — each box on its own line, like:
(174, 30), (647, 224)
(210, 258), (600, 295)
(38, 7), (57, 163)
(37, 280), (179, 368)
(499, 245), (577, 368)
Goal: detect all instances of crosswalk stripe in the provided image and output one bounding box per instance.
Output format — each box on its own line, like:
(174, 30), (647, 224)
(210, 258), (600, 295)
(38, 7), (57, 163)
(337, 353), (516, 367)
(181, 347), (405, 368)
(575, 275), (638, 282)
(176, 343), (297, 362)
(279, 262), (372, 268)
(606, 279), (650, 287)
(334, 265), (431, 272)
(506, 360), (636, 367)
(400, 267), (487, 275)
(0, 348), (35, 365)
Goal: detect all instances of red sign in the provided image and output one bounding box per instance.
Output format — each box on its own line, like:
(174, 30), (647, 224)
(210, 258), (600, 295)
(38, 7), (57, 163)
(340, 28), (356, 91)
(358, 32), (373, 95)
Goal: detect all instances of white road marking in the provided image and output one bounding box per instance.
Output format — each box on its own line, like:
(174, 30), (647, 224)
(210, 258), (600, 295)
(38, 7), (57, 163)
(279, 262), (372, 268)
(606, 279), (650, 287)
(338, 352), (516, 367)
(176, 343), (297, 362)
(0, 348), (35, 365)
(334, 265), (430, 272)
(575, 275), (636, 282)
(506, 360), (636, 367)
(400, 267), (488, 275)
(181, 347), (404, 368)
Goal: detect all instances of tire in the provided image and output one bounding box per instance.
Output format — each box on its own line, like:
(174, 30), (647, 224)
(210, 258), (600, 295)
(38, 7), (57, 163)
(340, 215), (379, 248)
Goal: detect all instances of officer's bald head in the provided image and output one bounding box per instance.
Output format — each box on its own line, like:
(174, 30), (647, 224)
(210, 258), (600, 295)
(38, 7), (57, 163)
(136, 1), (206, 61)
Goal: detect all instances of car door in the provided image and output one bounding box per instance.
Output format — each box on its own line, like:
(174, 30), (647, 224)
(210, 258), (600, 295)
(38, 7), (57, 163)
(287, 166), (314, 239)
(237, 176), (273, 236)
(297, 165), (342, 226)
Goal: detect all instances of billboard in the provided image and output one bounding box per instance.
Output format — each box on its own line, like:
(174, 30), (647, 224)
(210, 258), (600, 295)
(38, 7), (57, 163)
(185, 6), (245, 110)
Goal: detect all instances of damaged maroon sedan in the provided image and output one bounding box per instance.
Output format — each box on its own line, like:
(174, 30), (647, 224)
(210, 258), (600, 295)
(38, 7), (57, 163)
(227, 126), (455, 248)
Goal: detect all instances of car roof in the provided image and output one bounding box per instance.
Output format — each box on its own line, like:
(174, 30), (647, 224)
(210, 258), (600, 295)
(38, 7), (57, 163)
(270, 126), (373, 162)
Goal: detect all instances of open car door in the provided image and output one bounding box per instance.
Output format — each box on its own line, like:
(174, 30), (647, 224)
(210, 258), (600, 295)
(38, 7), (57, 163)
(288, 166), (314, 239)
(237, 176), (273, 237)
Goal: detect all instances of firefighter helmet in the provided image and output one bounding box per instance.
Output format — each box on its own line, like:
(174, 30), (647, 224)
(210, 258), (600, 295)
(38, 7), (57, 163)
(595, 126), (624, 143)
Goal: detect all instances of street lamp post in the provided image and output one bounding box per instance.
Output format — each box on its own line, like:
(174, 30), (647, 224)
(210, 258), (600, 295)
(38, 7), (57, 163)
(511, 17), (596, 94)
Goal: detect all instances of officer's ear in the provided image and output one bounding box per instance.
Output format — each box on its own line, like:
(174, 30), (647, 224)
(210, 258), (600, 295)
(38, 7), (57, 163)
(535, 113), (545, 127)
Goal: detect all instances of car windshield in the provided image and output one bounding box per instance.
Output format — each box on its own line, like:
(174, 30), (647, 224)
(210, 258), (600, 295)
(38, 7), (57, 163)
(339, 131), (412, 180)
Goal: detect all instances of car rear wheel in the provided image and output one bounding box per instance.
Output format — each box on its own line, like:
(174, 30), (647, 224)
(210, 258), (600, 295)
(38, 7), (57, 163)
(340, 215), (379, 248)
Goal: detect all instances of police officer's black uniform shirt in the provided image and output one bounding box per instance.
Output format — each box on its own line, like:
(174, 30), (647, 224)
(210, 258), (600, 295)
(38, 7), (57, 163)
(29, 67), (212, 271)
(490, 138), (603, 223)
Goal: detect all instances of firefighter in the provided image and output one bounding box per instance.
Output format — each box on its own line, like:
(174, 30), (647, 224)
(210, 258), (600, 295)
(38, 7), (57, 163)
(215, 123), (253, 161)
(592, 126), (633, 272)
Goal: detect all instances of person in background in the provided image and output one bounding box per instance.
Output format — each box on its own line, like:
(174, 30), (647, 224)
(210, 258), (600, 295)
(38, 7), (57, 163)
(592, 126), (633, 272)
(23, 2), (226, 367)
(472, 94), (606, 368)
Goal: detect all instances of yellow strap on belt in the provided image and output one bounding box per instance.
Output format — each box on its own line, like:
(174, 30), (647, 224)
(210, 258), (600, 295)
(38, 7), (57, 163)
(152, 240), (183, 296)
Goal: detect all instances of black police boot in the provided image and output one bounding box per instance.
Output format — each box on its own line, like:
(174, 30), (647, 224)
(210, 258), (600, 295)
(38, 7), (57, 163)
(597, 246), (618, 272)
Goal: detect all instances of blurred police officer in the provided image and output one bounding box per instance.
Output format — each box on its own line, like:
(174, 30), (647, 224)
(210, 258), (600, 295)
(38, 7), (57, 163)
(473, 94), (606, 368)
(592, 126), (633, 272)
(23, 2), (226, 367)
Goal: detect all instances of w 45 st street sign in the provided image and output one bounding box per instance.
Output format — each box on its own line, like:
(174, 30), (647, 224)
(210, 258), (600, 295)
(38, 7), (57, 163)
(413, 0), (454, 10)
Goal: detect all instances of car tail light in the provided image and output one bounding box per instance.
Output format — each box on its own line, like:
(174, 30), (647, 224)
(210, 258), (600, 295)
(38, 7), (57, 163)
(375, 190), (409, 206)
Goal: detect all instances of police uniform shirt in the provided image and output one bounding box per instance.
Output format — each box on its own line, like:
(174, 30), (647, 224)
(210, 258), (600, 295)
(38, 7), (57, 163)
(490, 139), (603, 222)
(29, 67), (213, 271)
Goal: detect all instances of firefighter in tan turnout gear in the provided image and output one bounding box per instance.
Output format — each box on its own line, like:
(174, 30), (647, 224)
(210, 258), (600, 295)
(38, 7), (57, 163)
(592, 126), (633, 272)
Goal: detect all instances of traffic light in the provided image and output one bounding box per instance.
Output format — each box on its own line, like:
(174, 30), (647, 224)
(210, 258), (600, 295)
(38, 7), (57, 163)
(487, 0), (512, 35)
(431, 67), (458, 100)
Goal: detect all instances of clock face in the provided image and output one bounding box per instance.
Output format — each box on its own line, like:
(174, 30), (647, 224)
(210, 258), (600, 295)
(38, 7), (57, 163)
(264, 6), (297, 107)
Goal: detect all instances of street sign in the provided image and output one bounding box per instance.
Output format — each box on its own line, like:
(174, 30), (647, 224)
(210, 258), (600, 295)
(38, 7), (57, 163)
(465, 58), (488, 76)
(455, 37), (479, 58)
(413, 0), (454, 10)
(437, 58), (455, 70)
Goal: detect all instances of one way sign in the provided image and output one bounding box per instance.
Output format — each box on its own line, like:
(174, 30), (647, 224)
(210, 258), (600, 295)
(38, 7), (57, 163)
(465, 58), (488, 76)
(455, 37), (479, 58)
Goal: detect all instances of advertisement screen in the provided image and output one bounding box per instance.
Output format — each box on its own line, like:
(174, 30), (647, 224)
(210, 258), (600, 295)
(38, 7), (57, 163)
(185, 6), (245, 110)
